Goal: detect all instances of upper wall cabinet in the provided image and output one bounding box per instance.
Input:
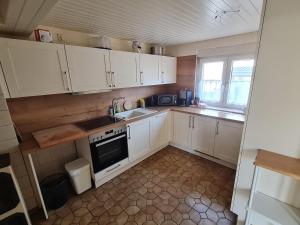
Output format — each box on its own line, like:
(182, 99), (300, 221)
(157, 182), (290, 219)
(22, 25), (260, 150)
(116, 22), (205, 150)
(65, 45), (111, 92)
(139, 54), (160, 86)
(160, 56), (177, 84)
(109, 50), (138, 88)
(0, 38), (71, 98)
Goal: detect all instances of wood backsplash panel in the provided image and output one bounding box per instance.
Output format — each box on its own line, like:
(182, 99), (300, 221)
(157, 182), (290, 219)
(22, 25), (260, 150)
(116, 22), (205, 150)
(168, 55), (197, 94)
(7, 85), (171, 140)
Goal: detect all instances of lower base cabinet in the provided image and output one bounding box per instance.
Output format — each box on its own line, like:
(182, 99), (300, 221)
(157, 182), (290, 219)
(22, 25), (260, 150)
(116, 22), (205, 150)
(213, 120), (243, 164)
(150, 112), (169, 150)
(172, 111), (243, 165)
(191, 115), (217, 156)
(127, 118), (151, 162)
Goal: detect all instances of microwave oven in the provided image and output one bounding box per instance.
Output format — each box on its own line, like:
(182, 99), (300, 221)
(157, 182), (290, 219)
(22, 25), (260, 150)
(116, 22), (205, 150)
(157, 94), (177, 106)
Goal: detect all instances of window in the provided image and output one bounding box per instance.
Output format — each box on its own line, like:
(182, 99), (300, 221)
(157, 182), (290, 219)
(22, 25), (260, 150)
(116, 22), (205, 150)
(196, 56), (254, 110)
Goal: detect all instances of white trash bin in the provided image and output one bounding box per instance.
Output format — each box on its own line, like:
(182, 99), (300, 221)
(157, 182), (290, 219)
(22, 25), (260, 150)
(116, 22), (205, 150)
(65, 158), (92, 194)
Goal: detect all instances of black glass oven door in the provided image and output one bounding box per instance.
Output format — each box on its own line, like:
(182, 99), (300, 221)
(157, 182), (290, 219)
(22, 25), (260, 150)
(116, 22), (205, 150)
(90, 133), (128, 174)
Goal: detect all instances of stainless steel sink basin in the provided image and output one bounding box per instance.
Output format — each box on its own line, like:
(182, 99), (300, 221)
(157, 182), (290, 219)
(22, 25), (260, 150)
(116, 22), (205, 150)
(113, 108), (157, 121)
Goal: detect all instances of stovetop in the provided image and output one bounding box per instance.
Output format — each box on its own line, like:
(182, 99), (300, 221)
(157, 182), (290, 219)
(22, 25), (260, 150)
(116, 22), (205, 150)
(75, 116), (121, 131)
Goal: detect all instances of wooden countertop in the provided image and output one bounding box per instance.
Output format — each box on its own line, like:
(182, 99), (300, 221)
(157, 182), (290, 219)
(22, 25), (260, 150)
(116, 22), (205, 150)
(157, 106), (245, 123)
(255, 149), (300, 180)
(20, 107), (245, 153)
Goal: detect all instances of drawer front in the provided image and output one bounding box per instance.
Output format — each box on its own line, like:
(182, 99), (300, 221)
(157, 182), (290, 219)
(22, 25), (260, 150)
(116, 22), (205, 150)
(94, 158), (129, 181)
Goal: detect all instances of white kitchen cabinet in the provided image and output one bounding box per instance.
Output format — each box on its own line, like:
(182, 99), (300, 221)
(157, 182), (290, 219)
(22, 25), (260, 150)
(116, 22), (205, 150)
(172, 111), (243, 165)
(127, 118), (151, 162)
(213, 120), (243, 164)
(191, 115), (217, 156)
(173, 112), (191, 148)
(160, 56), (177, 84)
(109, 50), (138, 88)
(0, 38), (71, 98)
(65, 45), (111, 92)
(139, 54), (160, 86)
(150, 112), (169, 150)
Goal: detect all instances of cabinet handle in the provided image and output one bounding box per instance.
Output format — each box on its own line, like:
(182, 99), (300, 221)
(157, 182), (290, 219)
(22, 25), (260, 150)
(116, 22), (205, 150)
(161, 72), (164, 83)
(106, 164), (121, 173)
(188, 115), (191, 128)
(216, 120), (219, 135)
(62, 71), (70, 91)
(106, 71), (112, 87)
(111, 72), (116, 87)
(140, 71), (143, 85)
(127, 125), (131, 139)
(192, 116), (195, 129)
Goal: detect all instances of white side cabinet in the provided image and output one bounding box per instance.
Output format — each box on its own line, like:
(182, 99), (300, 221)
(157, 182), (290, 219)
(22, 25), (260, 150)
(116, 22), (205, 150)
(127, 118), (151, 162)
(65, 45), (111, 92)
(109, 50), (138, 88)
(173, 112), (191, 148)
(150, 112), (169, 150)
(213, 120), (243, 164)
(0, 38), (71, 98)
(160, 56), (177, 84)
(139, 54), (160, 86)
(191, 115), (217, 156)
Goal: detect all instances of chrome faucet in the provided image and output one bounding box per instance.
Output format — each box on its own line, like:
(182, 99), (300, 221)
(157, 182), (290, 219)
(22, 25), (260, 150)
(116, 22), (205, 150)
(112, 97), (125, 115)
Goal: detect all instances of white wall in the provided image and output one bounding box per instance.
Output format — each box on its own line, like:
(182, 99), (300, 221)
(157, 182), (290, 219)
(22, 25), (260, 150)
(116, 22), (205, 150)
(165, 32), (259, 57)
(232, 0), (300, 223)
(29, 25), (152, 53)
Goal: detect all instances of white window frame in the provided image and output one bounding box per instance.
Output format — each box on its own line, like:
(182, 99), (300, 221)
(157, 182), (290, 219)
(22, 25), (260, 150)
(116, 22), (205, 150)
(196, 54), (255, 110)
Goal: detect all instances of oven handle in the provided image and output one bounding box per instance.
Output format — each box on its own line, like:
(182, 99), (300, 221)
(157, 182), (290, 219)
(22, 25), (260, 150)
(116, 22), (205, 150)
(106, 163), (121, 173)
(95, 134), (126, 147)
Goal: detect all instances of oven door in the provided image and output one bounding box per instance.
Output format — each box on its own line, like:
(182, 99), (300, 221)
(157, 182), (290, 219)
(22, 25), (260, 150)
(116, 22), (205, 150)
(90, 132), (128, 174)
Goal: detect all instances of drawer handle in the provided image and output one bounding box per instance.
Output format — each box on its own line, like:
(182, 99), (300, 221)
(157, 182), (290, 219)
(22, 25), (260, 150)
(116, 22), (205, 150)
(106, 164), (121, 173)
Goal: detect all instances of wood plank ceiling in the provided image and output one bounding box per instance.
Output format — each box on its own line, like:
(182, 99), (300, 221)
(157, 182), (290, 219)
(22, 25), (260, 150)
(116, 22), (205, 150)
(0, 0), (58, 36)
(42, 0), (263, 45)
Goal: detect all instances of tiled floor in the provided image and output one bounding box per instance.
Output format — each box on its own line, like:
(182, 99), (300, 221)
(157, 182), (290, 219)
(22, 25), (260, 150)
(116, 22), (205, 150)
(34, 146), (237, 225)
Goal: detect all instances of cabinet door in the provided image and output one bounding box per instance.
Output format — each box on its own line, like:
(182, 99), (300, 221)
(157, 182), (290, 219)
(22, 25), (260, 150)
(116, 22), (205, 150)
(191, 115), (217, 156)
(127, 118), (150, 162)
(0, 39), (71, 97)
(139, 54), (160, 86)
(109, 50), (138, 88)
(65, 45), (111, 92)
(173, 112), (191, 148)
(150, 112), (169, 150)
(160, 56), (176, 84)
(214, 120), (243, 164)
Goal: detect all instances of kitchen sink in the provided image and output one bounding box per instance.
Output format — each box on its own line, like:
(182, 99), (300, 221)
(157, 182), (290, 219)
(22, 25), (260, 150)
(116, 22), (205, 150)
(113, 108), (157, 121)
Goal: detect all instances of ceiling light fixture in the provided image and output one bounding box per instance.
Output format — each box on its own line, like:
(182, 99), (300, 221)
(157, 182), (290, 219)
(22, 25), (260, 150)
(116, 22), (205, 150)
(214, 9), (241, 22)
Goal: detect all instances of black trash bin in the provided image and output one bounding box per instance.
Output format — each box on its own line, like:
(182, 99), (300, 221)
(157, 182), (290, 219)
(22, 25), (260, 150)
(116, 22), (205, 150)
(40, 173), (69, 210)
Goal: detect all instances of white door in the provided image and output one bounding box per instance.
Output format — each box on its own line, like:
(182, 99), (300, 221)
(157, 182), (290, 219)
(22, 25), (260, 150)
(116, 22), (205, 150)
(65, 45), (111, 92)
(173, 112), (191, 148)
(191, 115), (217, 156)
(150, 112), (169, 150)
(160, 56), (176, 84)
(214, 120), (243, 164)
(139, 54), (160, 86)
(127, 118), (151, 162)
(0, 38), (71, 98)
(109, 50), (138, 88)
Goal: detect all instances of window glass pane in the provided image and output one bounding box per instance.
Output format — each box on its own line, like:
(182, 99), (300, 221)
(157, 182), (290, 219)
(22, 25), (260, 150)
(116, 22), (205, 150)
(199, 61), (224, 103)
(227, 59), (254, 106)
